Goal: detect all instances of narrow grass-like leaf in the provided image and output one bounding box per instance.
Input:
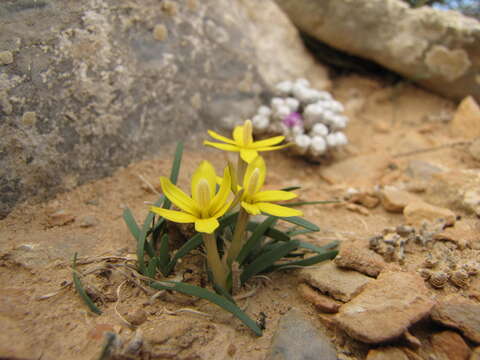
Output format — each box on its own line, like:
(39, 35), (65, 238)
(298, 240), (340, 253)
(163, 142), (184, 209)
(158, 234), (171, 276)
(285, 200), (339, 207)
(246, 221), (290, 242)
(241, 240), (299, 284)
(270, 250), (338, 271)
(281, 186), (301, 191)
(277, 216), (320, 232)
(287, 228), (316, 237)
(238, 217), (276, 265)
(146, 257), (158, 279)
(165, 233), (203, 274)
(123, 208), (140, 239)
(150, 281), (262, 336)
(72, 253), (102, 315)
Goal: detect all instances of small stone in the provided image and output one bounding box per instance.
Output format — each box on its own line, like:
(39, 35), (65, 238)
(349, 192), (380, 209)
(79, 215), (99, 228)
(0, 50), (13, 65)
(346, 203), (370, 216)
(335, 271), (435, 344)
(451, 96), (480, 139)
(47, 209), (75, 227)
(404, 201), (456, 227)
(87, 324), (115, 340)
(366, 347), (413, 360)
(381, 186), (419, 213)
(431, 302), (480, 343)
(471, 347), (480, 360)
(161, 0), (178, 16)
(22, 112), (37, 126)
(469, 138), (480, 161)
(265, 309), (337, 360)
(124, 308), (148, 326)
(298, 283), (341, 313)
(434, 220), (478, 249)
(299, 261), (372, 302)
(431, 331), (471, 360)
(403, 330), (422, 349)
(406, 160), (444, 181)
(153, 24), (168, 41)
(334, 243), (386, 277)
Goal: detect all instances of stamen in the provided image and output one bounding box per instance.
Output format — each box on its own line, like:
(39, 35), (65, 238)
(243, 120), (253, 145)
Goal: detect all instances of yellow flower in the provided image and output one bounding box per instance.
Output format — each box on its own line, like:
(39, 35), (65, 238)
(151, 161), (232, 234)
(204, 120), (288, 163)
(240, 156), (302, 217)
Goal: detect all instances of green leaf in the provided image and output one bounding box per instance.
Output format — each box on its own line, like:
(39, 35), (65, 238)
(163, 142), (184, 209)
(238, 217), (276, 265)
(287, 228), (316, 237)
(246, 221), (290, 242)
(72, 253), (102, 315)
(150, 281), (262, 336)
(297, 240), (340, 254)
(277, 216), (320, 232)
(158, 234), (171, 276)
(270, 250), (338, 270)
(281, 186), (301, 191)
(123, 208), (140, 239)
(146, 257), (158, 279)
(285, 200), (339, 207)
(241, 240), (299, 284)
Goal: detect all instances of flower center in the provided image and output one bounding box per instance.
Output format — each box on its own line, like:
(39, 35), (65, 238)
(243, 120), (253, 146)
(196, 179), (211, 217)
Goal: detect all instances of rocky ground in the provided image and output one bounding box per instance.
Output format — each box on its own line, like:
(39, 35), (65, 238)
(1, 74), (480, 360)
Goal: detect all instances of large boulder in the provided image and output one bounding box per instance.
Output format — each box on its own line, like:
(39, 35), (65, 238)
(0, 0), (329, 218)
(274, 0), (480, 102)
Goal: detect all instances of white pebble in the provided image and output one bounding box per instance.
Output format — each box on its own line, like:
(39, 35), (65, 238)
(274, 105), (291, 120)
(295, 78), (310, 88)
(310, 136), (327, 156)
(276, 81), (293, 96)
(271, 97), (285, 109)
(335, 132), (348, 145)
(293, 134), (311, 154)
(285, 97), (300, 112)
(291, 125), (304, 137)
(252, 115), (270, 131)
(310, 123), (328, 137)
(257, 105), (272, 117)
(331, 115), (348, 129)
(326, 133), (338, 147)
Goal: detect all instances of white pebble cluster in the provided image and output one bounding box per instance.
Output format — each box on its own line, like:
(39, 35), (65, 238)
(252, 79), (349, 159)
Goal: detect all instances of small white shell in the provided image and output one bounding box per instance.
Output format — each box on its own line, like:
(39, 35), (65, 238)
(310, 136), (327, 156)
(274, 105), (291, 120)
(326, 133), (339, 147)
(276, 81), (293, 95)
(271, 97), (285, 109)
(450, 269), (469, 288)
(285, 97), (300, 112)
(293, 134), (312, 155)
(429, 271), (449, 288)
(310, 123), (328, 137)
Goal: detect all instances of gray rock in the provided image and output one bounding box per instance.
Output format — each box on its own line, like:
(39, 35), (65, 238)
(266, 309), (337, 360)
(299, 261), (372, 302)
(275, 0), (480, 102)
(0, 0), (329, 219)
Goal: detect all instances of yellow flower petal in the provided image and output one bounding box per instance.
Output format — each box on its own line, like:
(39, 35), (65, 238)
(240, 149), (258, 163)
(203, 141), (240, 152)
(160, 177), (199, 216)
(250, 136), (285, 149)
(210, 166), (232, 215)
(233, 125), (244, 145)
(254, 144), (291, 152)
(207, 130), (236, 145)
(150, 206), (197, 223)
(191, 160), (216, 203)
(241, 201), (261, 215)
(213, 199), (233, 218)
(252, 190), (297, 202)
(195, 218), (220, 234)
(256, 202), (303, 217)
(243, 156), (266, 193)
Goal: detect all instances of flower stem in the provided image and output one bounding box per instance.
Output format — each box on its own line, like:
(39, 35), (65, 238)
(202, 233), (228, 290)
(227, 208), (250, 265)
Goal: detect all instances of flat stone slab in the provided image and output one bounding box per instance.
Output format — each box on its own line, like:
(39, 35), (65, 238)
(431, 302), (480, 344)
(334, 243), (386, 277)
(299, 261), (372, 302)
(265, 309), (337, 360)
(335, 271), (435, 344)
